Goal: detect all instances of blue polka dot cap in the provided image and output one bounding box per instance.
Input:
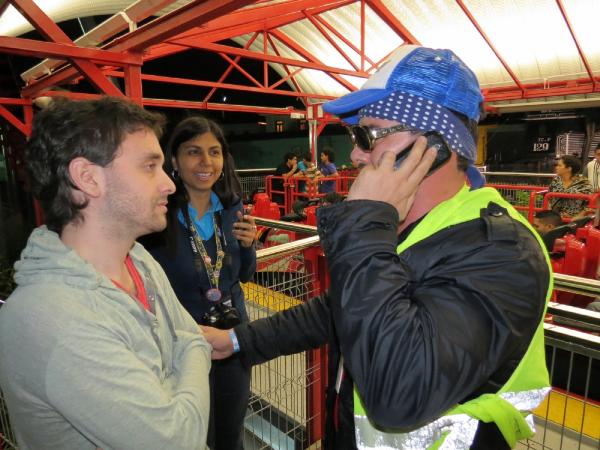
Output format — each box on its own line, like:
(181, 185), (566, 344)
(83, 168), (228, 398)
(323, 45), (485, 188)
(358, 92), (473, 160)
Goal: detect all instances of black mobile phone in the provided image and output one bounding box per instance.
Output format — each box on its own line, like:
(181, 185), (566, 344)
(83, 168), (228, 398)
(394, 131), (451, 176)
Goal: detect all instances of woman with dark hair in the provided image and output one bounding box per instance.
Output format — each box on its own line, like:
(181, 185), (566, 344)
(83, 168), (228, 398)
(146, 116), (256, 450)
(549, 155), (593, 217)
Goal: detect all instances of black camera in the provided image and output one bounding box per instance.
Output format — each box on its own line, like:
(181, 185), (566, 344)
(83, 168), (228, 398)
(201, 298), (241, 330)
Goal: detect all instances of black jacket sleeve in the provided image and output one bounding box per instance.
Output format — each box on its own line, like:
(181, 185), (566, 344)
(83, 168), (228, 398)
(234, 294), (331, 367)
(317, 200), (549, 431)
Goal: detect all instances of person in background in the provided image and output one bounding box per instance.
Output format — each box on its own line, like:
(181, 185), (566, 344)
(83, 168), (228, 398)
(585, 144), (600, 192)
(0, 97), (211, 449)
(549, 155), (593, 218)
(203, 45), (552, 449)
(533, 209), (565, 251)
(145, 116), (256, 450)
(272, 151), (300, 205)
(533, 209), (563, 234)
(320, 191), (345, 207)
(318, 147), (339, 193)
(297, 152), (318, 193)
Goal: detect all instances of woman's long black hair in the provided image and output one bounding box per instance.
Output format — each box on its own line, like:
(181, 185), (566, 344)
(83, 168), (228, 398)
(160, 116), (242, 254)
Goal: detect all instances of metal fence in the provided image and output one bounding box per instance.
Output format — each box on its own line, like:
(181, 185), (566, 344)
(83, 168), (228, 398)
(243, 226), (324, 450)
(2, 223), (600, 450)
(237, 169), (272, 202)
(0, 389), (17, 450)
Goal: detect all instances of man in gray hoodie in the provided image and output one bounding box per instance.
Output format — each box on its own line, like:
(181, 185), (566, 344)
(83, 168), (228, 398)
(0, 97), (212, 449)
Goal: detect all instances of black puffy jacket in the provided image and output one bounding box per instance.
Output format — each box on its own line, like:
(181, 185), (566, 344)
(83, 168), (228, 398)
(235, 199), (549, 449)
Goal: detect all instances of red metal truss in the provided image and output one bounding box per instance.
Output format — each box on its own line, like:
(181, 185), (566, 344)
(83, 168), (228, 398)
(10, 0), (124, 97)
(555, 0), (597, 90)
(150, 0), (355, 60)
(21, 0), (261, 98)
(455, 0), (524, 95)
(105, 70), (336, 101)
(270, 29), (359, 92)
(0, 36), (142, 66)
(366, 0), (420, 46)
(7, 0), (600, 116)
(265, 33), (307, 107)
(0, 104), (30, 135)
(204, 33), (261, 103)
(35, 90), (306, 116)
(172, 42), (370, 78)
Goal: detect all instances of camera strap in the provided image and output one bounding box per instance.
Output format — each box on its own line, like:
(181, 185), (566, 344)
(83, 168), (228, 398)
(182, 205), (225, 302)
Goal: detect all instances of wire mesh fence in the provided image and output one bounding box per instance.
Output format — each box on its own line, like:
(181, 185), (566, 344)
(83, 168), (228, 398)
(0, 388), (17, 450)
(242, 243), (323, 450)
(517, 331), (600, 450)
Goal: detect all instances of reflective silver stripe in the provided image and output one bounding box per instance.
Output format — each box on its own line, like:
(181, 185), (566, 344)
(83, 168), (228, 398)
(355, 387), (550, 450)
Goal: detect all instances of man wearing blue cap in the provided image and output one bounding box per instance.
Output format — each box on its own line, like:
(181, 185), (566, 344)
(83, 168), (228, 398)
(204, 45), (551, 449)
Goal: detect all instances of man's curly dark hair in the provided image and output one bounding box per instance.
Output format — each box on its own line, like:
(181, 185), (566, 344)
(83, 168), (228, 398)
(26, 96), (165, 233)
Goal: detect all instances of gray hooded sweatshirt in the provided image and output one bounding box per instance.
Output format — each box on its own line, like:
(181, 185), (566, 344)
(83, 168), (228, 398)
(0, 227), (211, 449)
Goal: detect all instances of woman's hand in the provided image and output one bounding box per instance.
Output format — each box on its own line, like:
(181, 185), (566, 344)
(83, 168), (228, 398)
(233, 211), (257, 248)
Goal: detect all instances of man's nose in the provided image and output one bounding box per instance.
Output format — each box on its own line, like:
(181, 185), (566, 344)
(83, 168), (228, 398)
(162, 170), (176, 194)
(350, 145), (369, 166)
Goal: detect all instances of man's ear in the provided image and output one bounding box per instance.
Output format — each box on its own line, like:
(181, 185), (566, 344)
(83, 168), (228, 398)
(67, 157), (103, 199)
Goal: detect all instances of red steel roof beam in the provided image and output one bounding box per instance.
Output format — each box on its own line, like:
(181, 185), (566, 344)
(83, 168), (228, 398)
(176, 42), (368, 78)
(361, 0), (366, 71)
(203, 32), (260, 103)
(265, 33), (307, 108)
(36, 90), (306, 116)
(109, 0), (260, 52)
(263, 31), (268, 88)
(0, 0), (11, 18)
(107, 70), (336, 101)
(124, 63), (143, 105)
(313, 13), (376, 68)
(270, 29), (359, 92)
(455, 0), (525, 96)
(365, 0), (420, 45)
(0, 97), (31, 106)
(21, 0), (259, 98)
(555, 0), (597, 91)
(0, 36), (142, 66)
(219, 53), (263, 88)
(144, 98), (305, 116)
(269, 67), (303, 90)
(145, 0), (356, 61)
(10, 0), (124, 97)
(303, 12), (360, 72)
(0, 105), (28, 135)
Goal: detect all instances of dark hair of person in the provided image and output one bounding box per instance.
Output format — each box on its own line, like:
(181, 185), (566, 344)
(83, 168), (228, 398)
(283, 152), (297, 163)
(535, 210), (563, 227)
(160, 116), (242, 255)
(302, 152), (312, 162)
(560, 155), (582, 175)
(321, 191), (344, 205)
(321, 147), (336, 163)
(25, 96), (165, 233)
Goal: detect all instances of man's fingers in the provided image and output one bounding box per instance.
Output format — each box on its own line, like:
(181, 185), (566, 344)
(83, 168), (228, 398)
(409, 147), (438, 183)
(376, 150), (398, 169)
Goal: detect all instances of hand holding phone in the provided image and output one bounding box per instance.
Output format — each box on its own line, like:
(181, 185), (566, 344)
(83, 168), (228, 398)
(394, 131), (451, 175)
(347, 135), (439, 223)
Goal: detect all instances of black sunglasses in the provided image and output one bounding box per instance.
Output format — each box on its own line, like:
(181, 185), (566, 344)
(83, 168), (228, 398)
(346, 123), (420, 152)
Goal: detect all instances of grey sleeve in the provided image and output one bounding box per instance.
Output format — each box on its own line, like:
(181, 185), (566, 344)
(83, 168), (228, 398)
(44, 321), (210, 450)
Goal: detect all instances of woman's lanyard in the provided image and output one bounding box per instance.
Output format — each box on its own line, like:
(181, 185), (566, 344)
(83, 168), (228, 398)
(183, 207), (226, 302)
(111, 255), (150, 311)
